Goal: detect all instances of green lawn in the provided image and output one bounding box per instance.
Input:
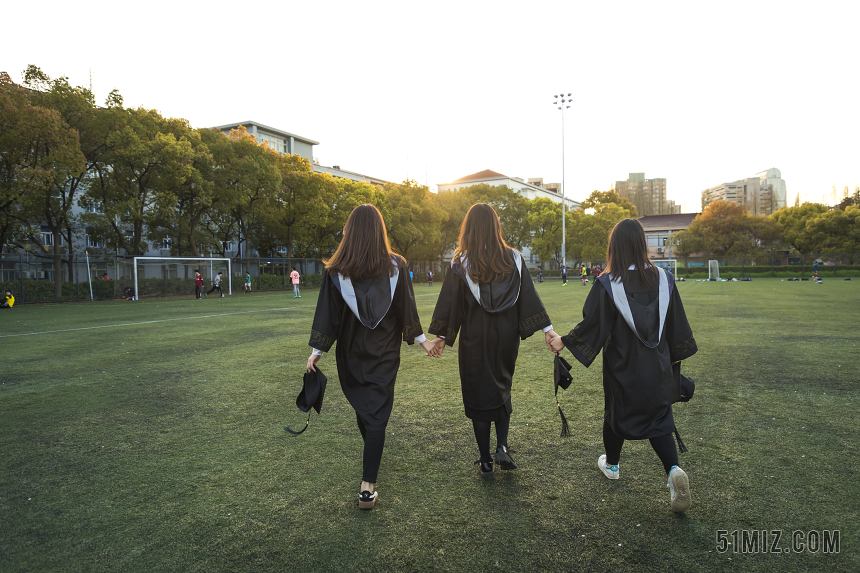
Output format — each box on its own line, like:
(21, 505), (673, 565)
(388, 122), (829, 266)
(1, 279), (858, 572)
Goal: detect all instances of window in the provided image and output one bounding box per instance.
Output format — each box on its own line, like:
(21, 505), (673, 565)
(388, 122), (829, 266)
(162, 236), (172, 249)
(40, 232), (54, 246)
(86, 235), (103, 248)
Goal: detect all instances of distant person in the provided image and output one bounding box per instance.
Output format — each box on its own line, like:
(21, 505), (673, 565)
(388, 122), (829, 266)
(124, 286), (135, 301)
(814, 261), (819, 274)
(194, 270), (204, 299)
(549, 218), (698, 513)
(102, 273), (111, 280)
(290, 267), (301, 298)
(427, 269), (433, 286)
(561, 266), (568, 286)
(1, 290), (14, 308)
(245, 273), (252, 293)
(594, 265), (601, 280)
(207, 272), (224, 298)
(538, 267), (543, 283)
(580, 265), (588, 286)
(409, 270), (414, 282)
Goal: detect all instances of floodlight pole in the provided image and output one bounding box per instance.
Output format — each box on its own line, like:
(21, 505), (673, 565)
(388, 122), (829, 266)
(553, 93), (571, 270)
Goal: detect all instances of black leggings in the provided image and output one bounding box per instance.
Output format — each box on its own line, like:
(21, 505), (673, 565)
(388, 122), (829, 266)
(207, 285), (222, 295)
(472, 417), (511, 463)
(356, 414), (386, 484)
(603, 420), (678, 475)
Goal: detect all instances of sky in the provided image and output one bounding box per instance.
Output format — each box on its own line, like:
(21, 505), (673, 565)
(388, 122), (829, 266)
(3, 0), (858, 211)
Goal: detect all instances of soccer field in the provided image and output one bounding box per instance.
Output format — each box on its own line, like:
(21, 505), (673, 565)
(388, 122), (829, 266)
(1, 279), (858, 572)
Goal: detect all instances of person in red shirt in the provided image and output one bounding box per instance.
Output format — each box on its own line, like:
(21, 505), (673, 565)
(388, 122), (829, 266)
(194, 270), (204, 299)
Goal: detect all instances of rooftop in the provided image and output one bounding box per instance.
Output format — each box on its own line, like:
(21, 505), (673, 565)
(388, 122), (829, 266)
(213, 121), (319, 145)
(445, 169), (507, 184)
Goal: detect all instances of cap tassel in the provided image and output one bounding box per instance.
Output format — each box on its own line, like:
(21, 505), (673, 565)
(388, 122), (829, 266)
(674, 427), (688, 453)
(557, 401), (571, 438)
(286, 412), (312, 435)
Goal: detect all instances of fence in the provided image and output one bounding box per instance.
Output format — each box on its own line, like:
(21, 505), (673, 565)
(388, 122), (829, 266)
(0, 254), (324, 304)
(4, 252), (858, 304)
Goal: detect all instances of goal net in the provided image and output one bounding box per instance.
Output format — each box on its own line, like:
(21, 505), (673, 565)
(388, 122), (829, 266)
(708, 260), (720, 281)
(120, 257), (233, 300)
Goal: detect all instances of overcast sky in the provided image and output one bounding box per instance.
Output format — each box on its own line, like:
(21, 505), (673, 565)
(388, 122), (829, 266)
(4, 0), (858, 211)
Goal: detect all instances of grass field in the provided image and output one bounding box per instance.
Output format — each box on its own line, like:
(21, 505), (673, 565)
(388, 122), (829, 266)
(1, 278), (858, 572)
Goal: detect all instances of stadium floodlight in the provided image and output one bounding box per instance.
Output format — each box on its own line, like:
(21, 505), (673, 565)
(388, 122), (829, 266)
(132, 257), (232, 300)
(552, 92), (572, 270)
(708, 260), (720, 281)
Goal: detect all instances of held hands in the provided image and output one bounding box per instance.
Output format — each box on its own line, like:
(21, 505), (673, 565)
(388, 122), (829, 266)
(421, 337), (445, 358)
(548, 333), (565, 353)
(306, 353), (321, 372)
(544, 330), (558, 352)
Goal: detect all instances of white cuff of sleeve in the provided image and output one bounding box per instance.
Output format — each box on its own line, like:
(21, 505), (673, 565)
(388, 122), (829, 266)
(414, 334), (427, 344)
(438, 335), (446, 339)
(312, 348), (323, 356)
(542, 325), (554, 333)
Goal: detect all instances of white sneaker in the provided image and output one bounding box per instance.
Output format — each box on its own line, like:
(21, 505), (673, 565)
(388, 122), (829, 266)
(597, 454), (619, 480)
(667, 466), (691, 512)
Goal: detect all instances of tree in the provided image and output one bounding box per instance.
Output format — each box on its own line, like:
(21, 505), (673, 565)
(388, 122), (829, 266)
(669, 229), (704, 268)
(795, 206), (860, 260)
(565, 203), (632, 261)
(255, 152), (319, 258)
(2, 71), (87, 297)
(681, 200), (785, 265)
(527, 197), (563, 262)
(770, 203), (828, 253)
(382, 180), (444, 263)
(83, 107), (196, 257)
(296, 176), (382, 259)
(580, 190), (638, 218)
(207, 126), (280, 272)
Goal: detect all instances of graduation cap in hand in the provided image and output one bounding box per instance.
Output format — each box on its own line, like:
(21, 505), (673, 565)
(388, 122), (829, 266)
(553, 354), (573, 438)
(286, 367), (327, 435)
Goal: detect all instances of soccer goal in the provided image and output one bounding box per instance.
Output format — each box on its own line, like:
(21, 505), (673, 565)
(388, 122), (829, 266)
(654, 259), (678, 277)
(708, 260), (720, 281)
(131, 257), (232, 300)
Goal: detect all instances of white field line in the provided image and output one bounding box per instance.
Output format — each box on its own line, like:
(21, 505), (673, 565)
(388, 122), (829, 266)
(0, 293), (440, 338)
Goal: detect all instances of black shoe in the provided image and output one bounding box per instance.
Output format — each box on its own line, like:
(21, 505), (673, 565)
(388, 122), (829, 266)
(476, 460), (495, 480)
(494, 445), (518, 470)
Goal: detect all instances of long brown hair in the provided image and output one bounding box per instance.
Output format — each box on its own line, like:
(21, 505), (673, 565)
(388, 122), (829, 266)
(324, 204), (403, 280)
(605, 218), (659, 286)
(453, 203), (516, 283)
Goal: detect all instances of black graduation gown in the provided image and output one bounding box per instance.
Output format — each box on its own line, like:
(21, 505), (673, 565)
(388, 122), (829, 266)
(429, 251), (552, 421)
(308, 257), (423, 430)
(561, 270), (697, 439)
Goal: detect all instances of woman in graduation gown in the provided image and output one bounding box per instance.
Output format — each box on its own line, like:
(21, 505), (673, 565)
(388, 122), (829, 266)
(549, 218), (698, 512)
(429, 203), (557, 479)
(306, 204), (438, 509)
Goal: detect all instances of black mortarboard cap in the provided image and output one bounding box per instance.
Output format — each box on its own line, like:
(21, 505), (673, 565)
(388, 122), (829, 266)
(553, 354), (573, 438)
(286, 367), (327, 435)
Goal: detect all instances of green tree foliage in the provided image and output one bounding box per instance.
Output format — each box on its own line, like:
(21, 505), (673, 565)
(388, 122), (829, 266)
(580, 190), (638, 218)
(4, 69), (87, 296)
(527, 197), (563, 261)
(566, 203), (632, 260)
(383, 180), (445, 263)
(681, 200), (784, 262)
(769, 203), (828, 253)
(794, 206), (860, 258)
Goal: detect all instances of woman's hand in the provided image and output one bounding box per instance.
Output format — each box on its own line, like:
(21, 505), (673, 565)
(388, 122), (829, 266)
(307, 354), (321, 372)
(420, 339), (439, 357)
(549, 334), (565, 353)
(544, 330), (558, 351)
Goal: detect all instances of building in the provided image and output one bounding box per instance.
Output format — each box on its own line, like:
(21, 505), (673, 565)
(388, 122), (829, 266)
(215, 121), (318, 161)
(637, 213), (699, 260)
(438, 169), (580, 210)
(701, 168), (786, 215)
(215, 120), (387, 185)
(614, 173), (681, 216)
